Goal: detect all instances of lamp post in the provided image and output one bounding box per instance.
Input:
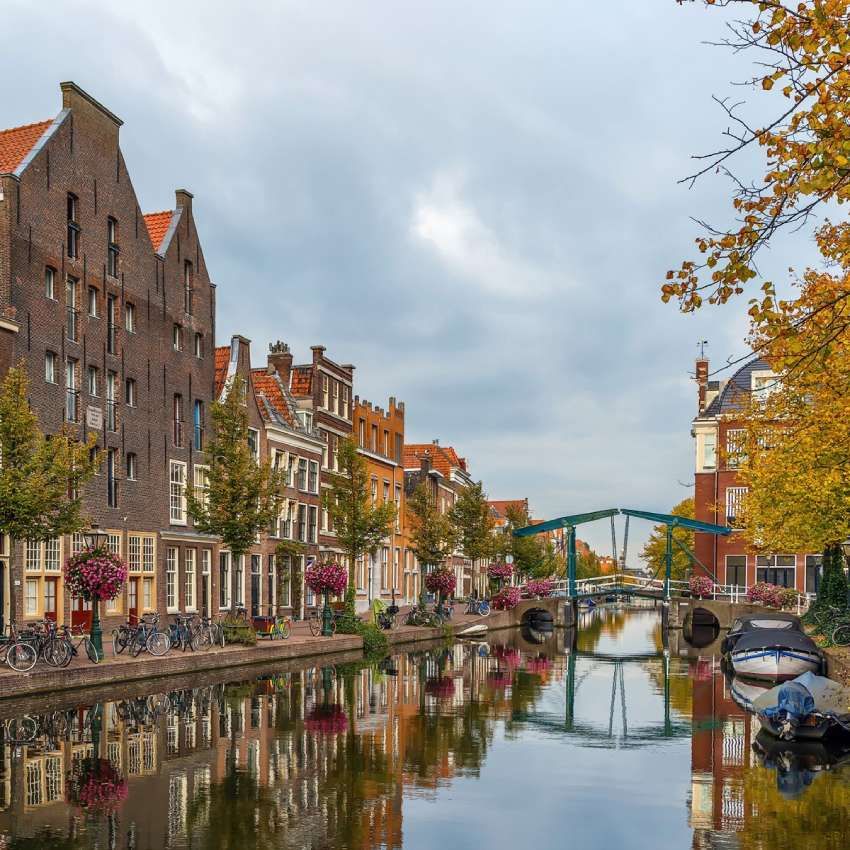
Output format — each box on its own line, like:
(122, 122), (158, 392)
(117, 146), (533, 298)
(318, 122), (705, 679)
(83, 525), (109, 658)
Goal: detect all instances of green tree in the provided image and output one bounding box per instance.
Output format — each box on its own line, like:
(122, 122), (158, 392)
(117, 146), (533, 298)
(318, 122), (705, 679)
(450, 481), (494, 594)
(500, 503), (544, 581)
(186, 374), (284, 612)
(0, 364), (99, 624)
(639, 498), (695, 581)
(815, 542), (849, 615)
(406, 483), (458, 606)
(323, 437), (396, 614)
(576, 549), (603, 580)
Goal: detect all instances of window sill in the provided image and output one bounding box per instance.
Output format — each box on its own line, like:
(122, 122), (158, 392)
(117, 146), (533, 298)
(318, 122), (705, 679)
(166, 607), (179, 614)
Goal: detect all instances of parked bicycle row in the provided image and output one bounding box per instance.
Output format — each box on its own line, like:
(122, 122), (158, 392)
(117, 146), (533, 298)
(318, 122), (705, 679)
(0, 619), (100, 672)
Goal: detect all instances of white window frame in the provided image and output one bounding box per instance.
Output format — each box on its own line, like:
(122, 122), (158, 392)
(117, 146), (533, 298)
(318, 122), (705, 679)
(185, 548), (197, 611)
(193, 464), (209, 508)
(725, 487), (747, 528)
(125, 302), (135, 333)
(44, 351), (57, 384)
(166, 547), (178, 611)
(169, 460), (187, 525)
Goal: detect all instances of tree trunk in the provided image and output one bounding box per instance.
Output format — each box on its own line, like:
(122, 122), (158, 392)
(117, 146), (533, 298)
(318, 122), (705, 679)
(6, 539), (16, 627)
(231, 553), (241, 615)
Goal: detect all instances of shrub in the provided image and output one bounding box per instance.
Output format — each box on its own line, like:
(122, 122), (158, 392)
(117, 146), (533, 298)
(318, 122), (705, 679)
(357, 621), (389, 657)
(491, 586), (522, 610)
(222, 613), (257, 645)
(688, 575), (714, 598)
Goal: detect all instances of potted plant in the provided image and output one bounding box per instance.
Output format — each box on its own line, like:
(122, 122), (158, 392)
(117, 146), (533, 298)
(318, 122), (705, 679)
(526, 578), (553, 599)
(488, 562), (513, 590)
(66, 755), (128, 814)
(424, 567), (456, 617)
(688, 575), (714, 599)
(491, 586), (522, 611)
(305, 561), (348, 636)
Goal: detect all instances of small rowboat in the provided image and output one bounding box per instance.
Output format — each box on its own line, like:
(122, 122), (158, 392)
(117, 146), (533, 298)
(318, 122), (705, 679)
(457, 624), (488, 637)
(730, 629), (822, 682)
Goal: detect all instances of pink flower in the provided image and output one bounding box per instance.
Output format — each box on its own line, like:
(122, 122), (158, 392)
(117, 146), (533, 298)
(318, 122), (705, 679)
(525, 579), (552, 598)
(491, 587), (521, 610)
(488, 562), (513, 581)
(305, 562), (348, 597)
(424, 568), (456, 597)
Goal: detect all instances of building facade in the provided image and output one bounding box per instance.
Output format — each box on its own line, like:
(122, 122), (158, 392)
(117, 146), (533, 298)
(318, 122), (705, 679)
(0, 82), (216, 629)
(353, 395), (407, 610)
(692, 355), (821, 594)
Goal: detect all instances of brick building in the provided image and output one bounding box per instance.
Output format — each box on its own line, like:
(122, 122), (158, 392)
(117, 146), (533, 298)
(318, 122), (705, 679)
(288, 345), (354, 570)
(353, 395), (407, 609)
(253, 341), (325, 617)
(0, 82), (216, 629)
(692, 355), (821, 594)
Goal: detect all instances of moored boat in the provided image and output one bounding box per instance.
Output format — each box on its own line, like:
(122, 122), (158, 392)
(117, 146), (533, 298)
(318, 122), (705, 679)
(730, 628), (823, 681)
(457, 624), (488, 637)
(721, 612), (803, 656)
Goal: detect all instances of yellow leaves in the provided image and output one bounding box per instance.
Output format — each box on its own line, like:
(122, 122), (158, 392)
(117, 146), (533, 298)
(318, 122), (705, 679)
(761, 76), (774, 91)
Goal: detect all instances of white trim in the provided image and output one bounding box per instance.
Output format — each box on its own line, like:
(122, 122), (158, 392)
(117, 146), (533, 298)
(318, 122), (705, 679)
(12, 109), (70, 177)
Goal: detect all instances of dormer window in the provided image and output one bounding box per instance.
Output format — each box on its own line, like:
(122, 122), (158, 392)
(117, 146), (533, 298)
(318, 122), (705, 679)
(297, 410), (313, 431)
(751, 371), (778, 402)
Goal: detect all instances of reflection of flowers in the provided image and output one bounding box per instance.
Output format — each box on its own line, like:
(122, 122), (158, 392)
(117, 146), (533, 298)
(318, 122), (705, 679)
(524, 657), (551, 674)
(64, 547), (127, 602)
(487, 671), (513, 689)
(424, 568), (456, 597)
(305, 562), (348, 597)
(525, 579), (552, 598)
(304, 704), (349, 734)
(491, 587), (521, 610)
(692, 657), (714, 682)
(66, 757), (128, 813)
(425, 676), (455, 699)
(493, 646), (522, 668)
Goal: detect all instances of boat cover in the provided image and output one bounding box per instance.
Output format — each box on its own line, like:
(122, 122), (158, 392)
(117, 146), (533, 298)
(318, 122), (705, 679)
(753, 672), (850, 737)
(732, 628), (819, 654)
(731, 612), (802, 633)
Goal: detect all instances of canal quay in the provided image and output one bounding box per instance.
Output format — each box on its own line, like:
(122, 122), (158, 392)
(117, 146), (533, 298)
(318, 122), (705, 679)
(2, 605), (848, 850)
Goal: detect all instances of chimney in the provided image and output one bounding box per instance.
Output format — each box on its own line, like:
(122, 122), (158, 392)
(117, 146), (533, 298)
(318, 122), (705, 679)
(695, 356), (709, 413)
(432, 438), (439, 446)
(268, 340), (293, 383)
(311, 345), (326, 365)
(175, 188), (193, 215)
(420, 451), (432, 476)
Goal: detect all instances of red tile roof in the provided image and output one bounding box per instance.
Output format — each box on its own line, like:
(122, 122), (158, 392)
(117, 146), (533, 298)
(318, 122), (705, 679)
(0, 119), (52, 174)
(290, 366), (313, 397)
(214, 346), (230, 397)
(251, 369), (295, 426)
(142, 211), (174, 252)
(404, 443), (467, 476)
(488, 499), (529, 519)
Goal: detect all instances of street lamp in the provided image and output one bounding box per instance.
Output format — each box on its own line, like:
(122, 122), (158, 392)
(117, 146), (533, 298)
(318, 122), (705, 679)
(83, 524), (109, 658)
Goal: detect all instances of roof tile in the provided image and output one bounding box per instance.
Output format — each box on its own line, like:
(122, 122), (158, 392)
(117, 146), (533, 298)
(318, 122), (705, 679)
(142, 211), (174, 253)
(252, 370), (295, 427)
(214, 346), (230, 397)
(290, 367), (313, 397)
(0, 119), (52, 174)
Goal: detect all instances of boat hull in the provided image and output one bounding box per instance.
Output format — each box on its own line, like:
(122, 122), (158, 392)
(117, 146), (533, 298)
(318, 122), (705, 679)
(731, 648), (821, 682)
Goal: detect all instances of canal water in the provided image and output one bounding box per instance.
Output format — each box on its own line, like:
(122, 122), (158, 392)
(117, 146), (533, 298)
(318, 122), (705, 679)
(1, 606), (849, 849)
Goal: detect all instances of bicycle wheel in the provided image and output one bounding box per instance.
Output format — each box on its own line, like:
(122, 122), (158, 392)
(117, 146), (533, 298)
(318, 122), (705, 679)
(280, 620), (291, 639)
(5, 716), (38, 744)
(43, 638), (71, 668)
(112, 628), (127, 656)
(308, 614), (321, 637)
(196, 626), (212, 650)
(83, 637), (100, 663)
(147, 631), (171, 656)
(480, 602), (490, 617)
(129, 633), (145, 657)
(832, 624), (850, 646)
(6, 641), (38, 672)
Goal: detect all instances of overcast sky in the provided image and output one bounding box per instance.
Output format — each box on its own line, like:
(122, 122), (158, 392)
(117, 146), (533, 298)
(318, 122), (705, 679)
(1, 1), (822, 559)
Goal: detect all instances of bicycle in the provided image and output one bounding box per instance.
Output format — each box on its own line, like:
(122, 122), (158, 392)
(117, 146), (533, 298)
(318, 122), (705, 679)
(194, 615), (225, 649)
(466, 597), (491, 617)
(168, 613), (198, 651)
(254, 613), (292, 640)
(0, 625), (38, 672)
(128, 613), (171, 657)
(57, 622), (100, 665)
(308, 607), (340, 637)
(404, 606), (442, 628)
(19, 620), (72, 668)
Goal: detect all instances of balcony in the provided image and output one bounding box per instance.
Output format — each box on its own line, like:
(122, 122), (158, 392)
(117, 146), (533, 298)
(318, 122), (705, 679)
(66, 308), (79, 343)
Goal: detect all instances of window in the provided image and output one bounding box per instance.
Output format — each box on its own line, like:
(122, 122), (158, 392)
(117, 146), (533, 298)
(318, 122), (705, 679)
(297, 504), (307, 542)
(126, 452), (138, 480)
(66, 277), (78, 342)
(308, 506), (318, 543)
(384, 430), (390, 457)
(383, 480), (390, 504)
(125, 377), (136, 407)
(107, 217), (119, 278)
(805, 554), (823, 595)
(752, 371), (778, 401)
(183, 260), (193, 315)
(185, 549), (196, 610)
(125, 302), (135, 333)
(106, 371), (118, 431)
(44, 351), (57, 384)
(219, 552), (231, 609)
(87, 286), (98, 317)
(170, 460), (187, 523)
(332, 380), (339, 413)
(358, 419), (365, 446)
(371, 477), (378, 504)
(172, 324), (183, 351)
(106, 294), (117, 354)
(247, 428), (259, 462)
(87, 365), (99, 396)
(297, 410), (313, 431)
(309, 460), (319, 494)
(45, 266), (56, 299)
(726, 555), (746, 588)
(370, 425), (378, 452)
(235, 556), (244, 606)
(342, 385), (350, 419)
(395, 484), (402, 532)
(173, 394), (184, 447)
(381, 547), (389, 590)
(279, 501), (293, 539)
(331, 435), (339, 471)
(725, 487), (747, 527)
(322, 375), (329, 408)
(757, 555), (796, 588)
(107, 448), (119, 507)
(725, 429), (746, 468)
(65, 358), (79, 422)
(166, 548), (178, 610)
(297, 458), (308, 491)
(702, 431), (716, 469)
(194, 332), (203, 359)
(193, 464), (209, 508)
(193, 400), (204, 450)
(67, 193), (79, 258)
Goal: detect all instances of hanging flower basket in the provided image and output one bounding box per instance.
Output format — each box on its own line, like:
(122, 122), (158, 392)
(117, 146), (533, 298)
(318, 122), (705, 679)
(305, 562), (348, 597)
(525, 579), (552, 598)
(688, 575), (714, 600)
(424, 568), (456, 598)
(304, 703), (348, 735)
(488, 562), (513, 583)
(64, 547), (127, 602)
(491, 586), (521, 610)
(425, 676), (456, 699)
(66, 757), (128, 813)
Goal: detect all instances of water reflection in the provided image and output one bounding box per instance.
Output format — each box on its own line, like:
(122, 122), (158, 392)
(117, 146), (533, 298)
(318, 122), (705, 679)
(0, 606), (848, 849)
